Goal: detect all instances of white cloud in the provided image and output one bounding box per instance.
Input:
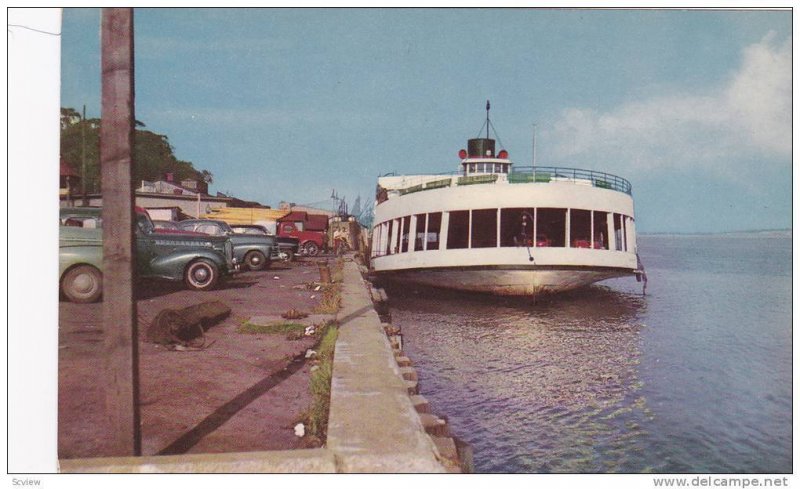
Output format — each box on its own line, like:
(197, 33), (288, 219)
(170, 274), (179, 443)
(546, 33), (791, 180)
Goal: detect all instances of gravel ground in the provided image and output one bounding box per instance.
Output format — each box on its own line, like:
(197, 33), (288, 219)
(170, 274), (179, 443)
(58, 257), (336, 459)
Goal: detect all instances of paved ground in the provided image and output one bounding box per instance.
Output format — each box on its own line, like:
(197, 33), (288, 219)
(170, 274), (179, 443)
(58, 257), (336, 459)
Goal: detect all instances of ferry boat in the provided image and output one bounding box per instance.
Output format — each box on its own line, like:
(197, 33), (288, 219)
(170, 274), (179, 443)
(369, 103), (646, 296)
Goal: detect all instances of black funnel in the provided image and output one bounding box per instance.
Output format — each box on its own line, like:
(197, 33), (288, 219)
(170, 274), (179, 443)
(468, 138), (495, 158)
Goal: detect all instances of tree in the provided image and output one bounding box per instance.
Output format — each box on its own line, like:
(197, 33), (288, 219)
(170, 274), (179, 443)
(60, 107), (211, 195)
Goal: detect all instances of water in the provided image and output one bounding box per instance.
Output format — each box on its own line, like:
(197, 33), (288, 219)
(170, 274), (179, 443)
(387, 235), (792, 473)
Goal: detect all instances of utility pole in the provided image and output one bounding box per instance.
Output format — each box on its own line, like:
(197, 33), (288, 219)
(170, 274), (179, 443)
(100, 8), (140, 456)
(81, 104), (87, 206)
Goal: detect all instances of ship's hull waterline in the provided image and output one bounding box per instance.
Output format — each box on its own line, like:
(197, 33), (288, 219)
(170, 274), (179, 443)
(373, 266), (636, 296)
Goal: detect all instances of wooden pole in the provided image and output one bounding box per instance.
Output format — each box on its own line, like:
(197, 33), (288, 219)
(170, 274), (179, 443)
(81, 104), (87, 206)
(100, 7), (140, 456)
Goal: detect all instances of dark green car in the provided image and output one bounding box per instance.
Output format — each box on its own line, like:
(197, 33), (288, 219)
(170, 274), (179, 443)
(59, 207), (239, 303)
(176, 219), (277, 271)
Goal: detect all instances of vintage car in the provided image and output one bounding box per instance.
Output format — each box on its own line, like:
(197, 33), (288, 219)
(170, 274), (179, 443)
(59, 207), (239, 303)
(177, 219), (276, 271)
(230, 224), (300, 262)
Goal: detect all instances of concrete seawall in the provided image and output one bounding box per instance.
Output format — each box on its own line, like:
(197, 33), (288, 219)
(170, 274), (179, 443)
(61, 258), (450, 473)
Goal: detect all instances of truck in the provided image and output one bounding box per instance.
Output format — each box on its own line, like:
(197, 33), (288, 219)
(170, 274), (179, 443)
(276, 211), (329, 257)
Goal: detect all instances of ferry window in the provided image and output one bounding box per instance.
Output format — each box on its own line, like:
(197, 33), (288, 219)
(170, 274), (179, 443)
(593, 211), (609, 249)
(569, 209), (591, 248)
(500, 208), (535, 247)
(471, 209), (497, 248)
(386, 220), (394, 255)
(400, 216), (411, 253)
(446, 210), (469, 249)
(469, 163), (477, 173)
(536, 208), (566, 247)
(427, 212), (442, 250)
(414, 213), (426, 251)
(614, 213), (626, 251)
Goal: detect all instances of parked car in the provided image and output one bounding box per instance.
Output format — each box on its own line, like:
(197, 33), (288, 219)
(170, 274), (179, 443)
(177, 219), (276, 271)
(152, 219), (181, 231)
(59, 207), (239, 303)
(230, 224), (300, 262)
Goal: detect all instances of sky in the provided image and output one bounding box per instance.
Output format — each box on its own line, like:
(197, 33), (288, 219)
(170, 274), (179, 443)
(58, 8), (792, 233)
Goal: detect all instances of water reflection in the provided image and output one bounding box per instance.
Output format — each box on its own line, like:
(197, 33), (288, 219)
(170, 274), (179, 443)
(387, 283), (650, 473)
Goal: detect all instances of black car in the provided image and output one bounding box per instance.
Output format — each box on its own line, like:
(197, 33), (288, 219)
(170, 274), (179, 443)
(230, 224), (300, 262)
(178, 219), (276, 271)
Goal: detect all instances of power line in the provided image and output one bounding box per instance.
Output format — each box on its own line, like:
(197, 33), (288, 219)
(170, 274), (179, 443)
(7, 24), (61, 36)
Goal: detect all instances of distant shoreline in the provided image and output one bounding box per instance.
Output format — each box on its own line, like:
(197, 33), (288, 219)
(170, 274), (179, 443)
(640, 229), (791, 238)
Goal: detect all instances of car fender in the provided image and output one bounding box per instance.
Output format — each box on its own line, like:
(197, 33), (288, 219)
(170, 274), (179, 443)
(145, 249), (229, 281)
(59, 245), (103, 281)
(233, 244), (273, 262)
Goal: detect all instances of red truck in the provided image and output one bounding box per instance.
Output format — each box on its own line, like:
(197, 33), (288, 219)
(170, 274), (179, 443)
(277, 211), (329, 256)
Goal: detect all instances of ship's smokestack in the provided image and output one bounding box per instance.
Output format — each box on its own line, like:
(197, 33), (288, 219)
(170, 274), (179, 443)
(468, 138), (496, 158)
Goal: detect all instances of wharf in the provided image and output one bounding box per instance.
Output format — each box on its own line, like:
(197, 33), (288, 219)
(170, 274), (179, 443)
(60, 258), (449, 473)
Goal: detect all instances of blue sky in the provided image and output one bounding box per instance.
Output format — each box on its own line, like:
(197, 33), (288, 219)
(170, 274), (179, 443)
(60, 8), (791, 233)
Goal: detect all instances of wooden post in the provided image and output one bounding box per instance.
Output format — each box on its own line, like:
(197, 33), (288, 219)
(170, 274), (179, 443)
(100, 8), (140, 456)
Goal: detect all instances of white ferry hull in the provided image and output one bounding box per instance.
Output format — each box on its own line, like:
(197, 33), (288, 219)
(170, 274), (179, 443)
(374, 266), (634, 295)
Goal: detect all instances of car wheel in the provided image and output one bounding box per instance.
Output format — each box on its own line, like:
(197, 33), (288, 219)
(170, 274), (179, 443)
(244, 250), (268, 271)
(281, 249), (294, 262)
(62, 265), (103, 303)
(304, 242), (319, 257)
(184, 259), (219, 291)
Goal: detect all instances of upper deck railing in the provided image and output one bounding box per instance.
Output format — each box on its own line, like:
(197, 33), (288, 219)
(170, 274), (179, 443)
(380, 165), (632, 200)
(509, 166), (632, 195)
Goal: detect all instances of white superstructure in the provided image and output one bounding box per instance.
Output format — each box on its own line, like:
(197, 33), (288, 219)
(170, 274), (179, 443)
(369, 107), (645, 296)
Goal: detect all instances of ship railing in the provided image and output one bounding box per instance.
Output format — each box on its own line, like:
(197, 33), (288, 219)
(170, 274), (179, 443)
(509, 166), (632, 195)
(386, 166), (632, 196)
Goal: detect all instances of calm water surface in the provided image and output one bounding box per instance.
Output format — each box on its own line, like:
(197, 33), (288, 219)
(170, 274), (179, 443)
(387, 235), (791, 473)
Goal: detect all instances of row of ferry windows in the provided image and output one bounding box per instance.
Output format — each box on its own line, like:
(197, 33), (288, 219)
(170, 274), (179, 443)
(372, 208), (634, 256)
(467, 163), (510, 174)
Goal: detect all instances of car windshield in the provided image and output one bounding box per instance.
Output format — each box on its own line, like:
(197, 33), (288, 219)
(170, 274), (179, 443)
(136, 212), (155, 234)
(154, 221), (179, 230)
(234, 227), (267, 235)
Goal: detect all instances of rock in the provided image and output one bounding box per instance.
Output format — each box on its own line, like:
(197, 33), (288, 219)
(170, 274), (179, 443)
(310, 365), (319, 373)
(304, 326), (316, 336)
(294, 423), (305, 437)
(399, 366), (418, 382)
(305, 349), (317, 359)
(410, 395), (431, 414)
(419, 413), (449, 437)
(281, 308), (309, 320)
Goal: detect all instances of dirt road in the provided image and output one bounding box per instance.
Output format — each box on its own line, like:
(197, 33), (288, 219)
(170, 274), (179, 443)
(58, 258), (334, 459)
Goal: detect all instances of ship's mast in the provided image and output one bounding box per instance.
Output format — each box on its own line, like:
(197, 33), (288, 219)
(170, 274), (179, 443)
(486, 100), (491, 139)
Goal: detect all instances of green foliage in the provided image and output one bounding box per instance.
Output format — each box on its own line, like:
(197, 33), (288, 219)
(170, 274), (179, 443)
(60, 107), (209, 194)
(237, 321), (307, 335)
(306, 322), (338, 439)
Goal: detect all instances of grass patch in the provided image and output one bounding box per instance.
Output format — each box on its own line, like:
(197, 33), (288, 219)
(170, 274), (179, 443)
(237, 321), (307, 335)
(312, 258), (345, 315)
(313, 284), (341, 314)
(305, 321), (338, 440)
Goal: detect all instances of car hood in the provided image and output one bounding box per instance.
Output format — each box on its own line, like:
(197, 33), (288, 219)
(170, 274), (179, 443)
(153, 228), (208, 236)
